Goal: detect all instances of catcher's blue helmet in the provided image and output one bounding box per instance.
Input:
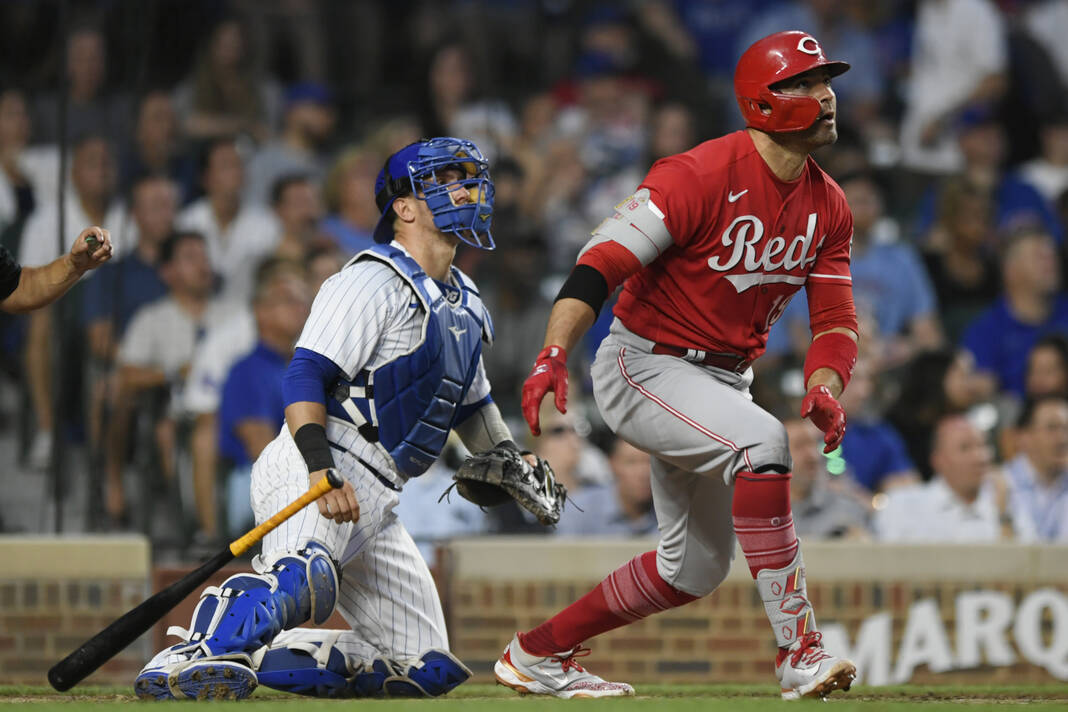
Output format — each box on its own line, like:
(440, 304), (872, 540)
(373, 137), (495, 250)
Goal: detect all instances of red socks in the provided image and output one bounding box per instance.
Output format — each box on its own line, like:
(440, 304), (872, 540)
(518, 550), (696, 656)
(731, 470), (799, 577)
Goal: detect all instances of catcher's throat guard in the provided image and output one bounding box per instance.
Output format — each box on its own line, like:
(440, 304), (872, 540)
(443, 443), (566, 526)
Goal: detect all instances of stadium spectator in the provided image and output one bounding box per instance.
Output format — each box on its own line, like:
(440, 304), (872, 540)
(217, 259), (309, 535)
(0, 88), (57, 242)
(33, 25), (131, 146)
(554, 435), (657, 537)
(176, 137), (279, 306)
(873, 414), (1027, 542)
(1004, 395), (1068, 541)
(1022, 0), (1068, 93)
(838, 353), (920, 493)
(320, 146), (379, 255)
(962, 227), (1068, 398)
(914, 104), (1064, 244)
(105, 231), (226, 526)
(83, 175), (176, 362)
(269, 174), (324, 262)
(921, 177), (1001, 343)
(244, 82), (335, 207)
(899, 0), (1008, 175)
(118, 91), (196, 204)
(785, 417), (871, 540)
(420, 42), (516, 163)
(1025, 333), (1068, 400)
(304, 245), (344, 292)
(173, 17), (281, 143)
(887, 348), (995, 481)
(1019, 111), (1068, 206)
(21, 134), (130, 469)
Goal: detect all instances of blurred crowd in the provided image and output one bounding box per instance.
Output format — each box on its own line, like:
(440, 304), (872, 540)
(1, 0), (1068, 560)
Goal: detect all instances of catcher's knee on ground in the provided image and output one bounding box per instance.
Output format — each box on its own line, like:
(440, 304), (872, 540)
(183, 541), (338, 658)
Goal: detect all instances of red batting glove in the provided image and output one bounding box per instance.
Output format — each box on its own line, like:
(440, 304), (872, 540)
(800, 385), (847, 454)
(521, 345), (569, 436)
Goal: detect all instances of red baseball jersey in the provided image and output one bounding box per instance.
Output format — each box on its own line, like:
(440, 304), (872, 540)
(614, 130), (854, 361)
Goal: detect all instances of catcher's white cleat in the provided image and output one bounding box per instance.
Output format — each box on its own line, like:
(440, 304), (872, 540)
(494, 633), (634, 699)
(775, 631), (856, 700)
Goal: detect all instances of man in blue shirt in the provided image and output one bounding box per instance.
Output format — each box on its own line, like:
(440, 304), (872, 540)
(963, 227), (1068, 397)
(83, 174), (175, 360)
(217, 259), (310, 535)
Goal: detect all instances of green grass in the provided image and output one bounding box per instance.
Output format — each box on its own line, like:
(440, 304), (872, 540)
(4, 682), (1068, 710)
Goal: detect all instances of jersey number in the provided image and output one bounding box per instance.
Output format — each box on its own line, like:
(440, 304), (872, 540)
(760, 293), (794, 334)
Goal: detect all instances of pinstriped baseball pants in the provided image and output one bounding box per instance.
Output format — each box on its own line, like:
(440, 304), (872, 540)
(249, 427), (448, 665)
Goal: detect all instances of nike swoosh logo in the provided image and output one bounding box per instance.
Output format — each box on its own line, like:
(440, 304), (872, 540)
(448, 325), (467, 340)
(728, 189), (748, 203)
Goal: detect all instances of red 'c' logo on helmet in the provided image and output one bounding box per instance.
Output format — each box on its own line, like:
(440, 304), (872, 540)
(797, 36), (821, 56)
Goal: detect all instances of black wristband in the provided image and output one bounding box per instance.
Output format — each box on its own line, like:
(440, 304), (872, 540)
(294, 423), (335, 472)
(555, 264), (609, 316)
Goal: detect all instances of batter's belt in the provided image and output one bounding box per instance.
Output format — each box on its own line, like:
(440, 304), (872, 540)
(650, 343), (752, 373)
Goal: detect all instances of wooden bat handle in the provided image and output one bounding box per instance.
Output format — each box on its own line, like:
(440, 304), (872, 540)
(228, 469), (343, 556)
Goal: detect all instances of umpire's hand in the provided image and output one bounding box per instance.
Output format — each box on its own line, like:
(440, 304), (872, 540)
(69, 226), (113, 273)
(311, 468), (360, 524)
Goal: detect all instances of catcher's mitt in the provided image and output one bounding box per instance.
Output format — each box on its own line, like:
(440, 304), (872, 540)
(443, 442), (566, 525)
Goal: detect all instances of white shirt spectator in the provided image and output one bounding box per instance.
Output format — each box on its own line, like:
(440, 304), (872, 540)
(176, 198), (279, 306)
(184, 307), (257, 415)
(1004, 453), (1068, 542)
(899, 0), (1007, 174)
(1019, 156), (1068, 205)
(873, 476), (1035, 542)
(0, 145), (60, 231)
(119, 295), (230, 415)
(19, 192), (133, 267)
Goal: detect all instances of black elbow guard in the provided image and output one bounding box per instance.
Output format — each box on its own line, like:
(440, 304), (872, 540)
(555, 264), (609, 316)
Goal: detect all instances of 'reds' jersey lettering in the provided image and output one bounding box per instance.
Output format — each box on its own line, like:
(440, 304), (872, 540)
(614, 130), (853, 361)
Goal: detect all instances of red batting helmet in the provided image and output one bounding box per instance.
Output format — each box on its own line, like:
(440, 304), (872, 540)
(734, 30), (850, 133)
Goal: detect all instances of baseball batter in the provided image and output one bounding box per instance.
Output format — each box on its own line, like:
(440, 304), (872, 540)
(495, 31), (860, 700)
(135, 137), (529, 700)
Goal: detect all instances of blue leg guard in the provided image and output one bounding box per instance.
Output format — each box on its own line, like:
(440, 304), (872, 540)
(253, 631), (355, 698)
(381, 649), (472, 698)
(190, 541), (338, 658)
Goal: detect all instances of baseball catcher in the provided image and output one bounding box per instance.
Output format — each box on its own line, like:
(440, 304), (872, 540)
(445, 440), (566, 526)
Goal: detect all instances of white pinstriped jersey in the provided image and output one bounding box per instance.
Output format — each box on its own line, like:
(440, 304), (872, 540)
(294, 244), (491, 485)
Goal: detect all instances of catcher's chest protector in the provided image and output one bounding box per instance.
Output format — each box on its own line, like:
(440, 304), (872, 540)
(333, 245), (491, 477)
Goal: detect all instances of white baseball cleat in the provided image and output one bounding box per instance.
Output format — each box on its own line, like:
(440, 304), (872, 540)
(494, 633), (635, 699)
(775, 631), (856, 700)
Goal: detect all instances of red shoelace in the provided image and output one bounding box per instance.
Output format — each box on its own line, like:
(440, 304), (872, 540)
(551, 646), (592, 673)
(790, 632), (832, 667)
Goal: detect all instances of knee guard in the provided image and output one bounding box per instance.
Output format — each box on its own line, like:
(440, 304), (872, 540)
(253, 630), (354, 698)
(186, 541), (338, 658)
(379, 649), (472, 698)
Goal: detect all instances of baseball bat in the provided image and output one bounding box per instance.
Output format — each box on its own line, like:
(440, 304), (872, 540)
(47, 469), (344, 692)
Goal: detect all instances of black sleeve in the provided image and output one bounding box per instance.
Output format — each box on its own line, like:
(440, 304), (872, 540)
(0, 245), (21, 302)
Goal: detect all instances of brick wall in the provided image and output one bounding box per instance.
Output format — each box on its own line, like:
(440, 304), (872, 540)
(442, 539), (1068, 686)
(0, 536), (151, 685)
